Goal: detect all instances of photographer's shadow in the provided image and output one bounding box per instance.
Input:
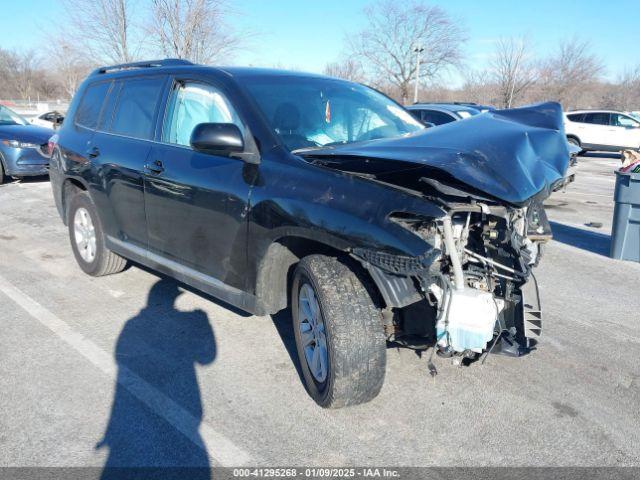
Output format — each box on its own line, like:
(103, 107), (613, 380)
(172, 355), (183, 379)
(97, 279), (216, 479)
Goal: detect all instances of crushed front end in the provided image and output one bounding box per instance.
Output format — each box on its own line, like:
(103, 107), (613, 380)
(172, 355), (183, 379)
(300, 102), (571, 362)
(354, 197), (551, 361)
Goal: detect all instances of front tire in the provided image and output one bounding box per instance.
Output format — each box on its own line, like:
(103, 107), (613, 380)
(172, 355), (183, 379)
(292, 255), (386, 408)
(67, 191), (127, 277)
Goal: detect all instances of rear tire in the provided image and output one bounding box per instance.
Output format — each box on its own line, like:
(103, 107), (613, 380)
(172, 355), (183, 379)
(67, 191), (127, 277)
(291, 255), (386, 408)
(0, 159), (6, 185)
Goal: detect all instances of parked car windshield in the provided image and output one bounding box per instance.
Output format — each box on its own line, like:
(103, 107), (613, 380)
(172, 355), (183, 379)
(0, 105), (29, 126)
(242, 76), (424, 151)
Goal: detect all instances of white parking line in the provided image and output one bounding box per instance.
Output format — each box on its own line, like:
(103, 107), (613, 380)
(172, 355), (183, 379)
(556, 192), (614, 198)
(0, 273), (252, 466)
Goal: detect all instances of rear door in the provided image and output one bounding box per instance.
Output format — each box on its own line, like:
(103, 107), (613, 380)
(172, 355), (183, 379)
(54, 80), (111, 217)
(90, 75), (167, 250)
(582, 112), (611, 147)
(143, 77), (252, 286)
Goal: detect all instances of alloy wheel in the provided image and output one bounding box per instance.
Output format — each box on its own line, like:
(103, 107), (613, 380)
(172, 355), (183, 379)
(298, 282), (329, 383)
(73, 207), (97, 263)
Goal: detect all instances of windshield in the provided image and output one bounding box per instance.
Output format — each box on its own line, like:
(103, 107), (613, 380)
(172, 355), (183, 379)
(242, 76), (424, 151)
(0, 105), (28, 126)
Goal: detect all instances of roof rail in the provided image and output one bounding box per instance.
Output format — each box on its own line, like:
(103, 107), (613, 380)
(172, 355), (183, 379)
(92, 59), (193, 75)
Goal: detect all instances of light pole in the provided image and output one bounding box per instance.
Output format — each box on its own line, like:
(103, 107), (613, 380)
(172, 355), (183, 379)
(413, 44), (425, 104)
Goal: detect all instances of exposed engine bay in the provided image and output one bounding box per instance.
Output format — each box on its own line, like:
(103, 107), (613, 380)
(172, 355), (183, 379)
(351, 199), (550, 363)
(418, 200), (545, 354)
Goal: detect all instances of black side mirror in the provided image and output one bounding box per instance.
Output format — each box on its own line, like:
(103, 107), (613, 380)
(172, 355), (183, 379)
(190, 123), (244, 156)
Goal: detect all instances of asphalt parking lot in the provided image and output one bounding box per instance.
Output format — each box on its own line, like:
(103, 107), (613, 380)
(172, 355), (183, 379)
(1, 153), (639, 469)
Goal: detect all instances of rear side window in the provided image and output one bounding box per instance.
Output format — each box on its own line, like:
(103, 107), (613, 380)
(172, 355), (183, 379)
(75, 81), (111, 129)
(110, 77), (165, 140)
(566, 113), (584, 122)
(583, 112), (610, 125)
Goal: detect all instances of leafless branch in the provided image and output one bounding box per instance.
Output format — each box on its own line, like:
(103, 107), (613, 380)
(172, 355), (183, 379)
(0, 50), (41, 100)
(323, 58), (366, 83)
(43, 35), (96, 98)
(490, 37), (538, 108)
(147, 0), (244, 64)
(537, 37), (604, 109)
(346, 0), (466, 103)
(60, 0), (141, 64)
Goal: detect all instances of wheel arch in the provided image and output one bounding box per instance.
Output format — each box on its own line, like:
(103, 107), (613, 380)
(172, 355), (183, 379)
(61, 177), (89, 225)
(255, 235), (384, 315)
(566, 134), (581, 147)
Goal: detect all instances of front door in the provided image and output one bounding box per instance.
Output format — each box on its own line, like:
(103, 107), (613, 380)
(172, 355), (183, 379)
(609, 113), (640, 149)
(144, 79), (253, 287)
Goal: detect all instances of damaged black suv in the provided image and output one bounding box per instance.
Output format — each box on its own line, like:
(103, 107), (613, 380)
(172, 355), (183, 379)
(50, 59), (570, 408)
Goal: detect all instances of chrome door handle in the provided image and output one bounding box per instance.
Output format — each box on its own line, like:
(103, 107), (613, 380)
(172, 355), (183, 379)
(87, 146), (100, 158)
(144, 160), (165, 175)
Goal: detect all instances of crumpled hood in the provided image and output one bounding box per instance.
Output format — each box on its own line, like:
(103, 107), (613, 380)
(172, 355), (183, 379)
(297, 102), (571, 205)
(0, 124), (54, 144)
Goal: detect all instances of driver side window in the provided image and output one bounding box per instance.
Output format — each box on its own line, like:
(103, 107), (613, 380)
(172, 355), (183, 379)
(163, 81), (243, 147)
(612, 114), (639, 128)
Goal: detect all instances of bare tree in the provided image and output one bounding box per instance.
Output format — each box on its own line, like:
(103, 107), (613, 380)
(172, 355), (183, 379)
(32, 74), (61, 100)
(44, 36), (95, 99)
(537, 37), (603, 109)
(147, 0), (243, 64)
(490, 37), (537, 108)
(347, 0), (466, 104)
(1, 50), (41, 100)
(614, 65), (640, 111)
(61, 0), (141, 64)
(0, 48), (58, 100)
(323, 58), (365, 83)
(0, 49), (15, 98)
(459, 70), (499, 106)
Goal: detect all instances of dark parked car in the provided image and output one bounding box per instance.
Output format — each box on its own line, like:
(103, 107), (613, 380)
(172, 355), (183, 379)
(0, 105), (53, 184)
(50, 60), (571, 408)
(406, 103), (484, 127)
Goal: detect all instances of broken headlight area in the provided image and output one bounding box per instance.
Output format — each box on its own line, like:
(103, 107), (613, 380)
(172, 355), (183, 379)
(355, 203), (550, 363)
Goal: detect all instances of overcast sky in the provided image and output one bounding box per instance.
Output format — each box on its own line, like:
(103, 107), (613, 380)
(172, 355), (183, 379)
(3, 0), (637, 86)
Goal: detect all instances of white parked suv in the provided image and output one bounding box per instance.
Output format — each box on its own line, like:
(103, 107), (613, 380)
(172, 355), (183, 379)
(564, 110), (640, 152)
